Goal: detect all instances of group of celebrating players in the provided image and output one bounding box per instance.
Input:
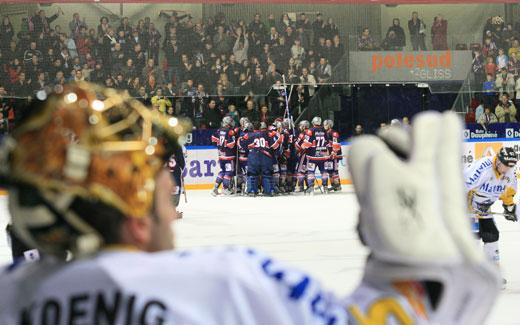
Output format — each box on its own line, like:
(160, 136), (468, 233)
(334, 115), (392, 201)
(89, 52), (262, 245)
(210, 115), (343, 196)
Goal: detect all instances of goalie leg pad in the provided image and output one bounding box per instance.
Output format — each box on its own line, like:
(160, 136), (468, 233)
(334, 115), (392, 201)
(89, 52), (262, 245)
(479, 218), (499, 243)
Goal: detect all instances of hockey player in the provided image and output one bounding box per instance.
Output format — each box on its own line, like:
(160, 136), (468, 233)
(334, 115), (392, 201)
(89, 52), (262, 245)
(236, 121), (253, 194)
(301, 116), (330, 194)
(270, 121), (284, 194)
(281, 119), (294, 193)
(210, 116), (236, 195)
(464, 146), (519, 285)
(294, 120), (310, 192)
(323, 119), (342, 192)
(167, 143), (187, 219)
(244, 121), (280, 196)
(0, 85), (501, 324)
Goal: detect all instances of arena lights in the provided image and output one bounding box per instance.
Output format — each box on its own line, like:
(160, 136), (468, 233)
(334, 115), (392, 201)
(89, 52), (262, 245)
(64, 93), (78, 104)
(168, 117), (179, 127)
(91, 99), (105, 111)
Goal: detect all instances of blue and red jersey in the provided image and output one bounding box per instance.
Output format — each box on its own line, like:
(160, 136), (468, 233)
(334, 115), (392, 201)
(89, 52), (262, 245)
(327, 129), (342, 158)
(211, 127), (236, 161)
(302, 126), (330, 160)
(244, 130), (281, 158)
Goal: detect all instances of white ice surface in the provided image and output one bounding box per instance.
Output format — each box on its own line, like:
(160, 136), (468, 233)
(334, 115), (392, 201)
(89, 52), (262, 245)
(0, 190), (519, 324)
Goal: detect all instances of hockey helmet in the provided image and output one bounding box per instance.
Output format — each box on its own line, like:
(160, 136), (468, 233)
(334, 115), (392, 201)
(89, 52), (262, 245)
(239, 117), (250, 127)
(497, 147), (518, 167)
(323, 119), (334, 129)
(0, 82), (191, 256)
(222, 116), (235, 128)
(311, 116), (322, 126)
(299, 120), (310, 130)
(245, 122), (254, 131)
(273, 120), (282, 130)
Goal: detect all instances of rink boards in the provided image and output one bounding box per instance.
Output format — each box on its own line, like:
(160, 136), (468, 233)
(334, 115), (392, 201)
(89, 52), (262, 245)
(183, 138), (520, 190)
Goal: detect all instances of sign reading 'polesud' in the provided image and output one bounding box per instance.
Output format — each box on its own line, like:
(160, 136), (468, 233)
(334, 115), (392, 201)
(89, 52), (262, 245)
(349, 50), (472, 82)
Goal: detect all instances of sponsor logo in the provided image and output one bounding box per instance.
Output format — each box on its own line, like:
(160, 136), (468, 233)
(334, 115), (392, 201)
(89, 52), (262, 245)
(371, 51), (452, 73)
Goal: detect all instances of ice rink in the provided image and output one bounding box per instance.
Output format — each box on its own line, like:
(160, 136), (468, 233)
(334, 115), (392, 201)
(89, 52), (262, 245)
(1, 189), (519, 324)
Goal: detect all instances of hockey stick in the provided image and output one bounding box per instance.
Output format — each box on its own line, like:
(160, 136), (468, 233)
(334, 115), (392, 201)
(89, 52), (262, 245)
(180, 169), (187, 203)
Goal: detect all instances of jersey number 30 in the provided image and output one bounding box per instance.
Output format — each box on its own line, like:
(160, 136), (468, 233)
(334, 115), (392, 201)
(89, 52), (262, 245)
(254, 138), (267, 148)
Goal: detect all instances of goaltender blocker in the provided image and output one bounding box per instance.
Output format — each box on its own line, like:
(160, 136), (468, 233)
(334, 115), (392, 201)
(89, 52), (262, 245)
(0, 83), (500, 324)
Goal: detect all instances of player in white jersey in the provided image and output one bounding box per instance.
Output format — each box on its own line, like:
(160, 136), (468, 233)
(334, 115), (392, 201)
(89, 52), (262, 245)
(0, 84), (500, 325)
(464, 146), (519, 284)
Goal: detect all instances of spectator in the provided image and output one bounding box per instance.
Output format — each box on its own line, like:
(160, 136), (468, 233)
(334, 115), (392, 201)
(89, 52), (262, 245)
(484, 56), (497, 78)
(475, 100), (485, 122)
(233, 28), (249, 64)
(259, 104), (271, 123)
(495, 94), (517, 122)
(472, 50), (485, 87)
(495, 68), (515, 97)
(496, 48), (509, 71)
(465, 106), (476, 124)
(385, 18), (406, 50)
(431, 15), (448, 50)
(353, 124), (364, 136)
(509, 52), (520, 78)
(515, 77), (520, 108)
(241, 99), (259, 123)
(31, 9), (62, 36)
(312, 13), (325, 45)
(408, 11), (427, 51)
(316, 57), (331, 83)
(477, 105), (498, 128)
(0, 16), (14, 51)
(358, 28), (377, 51)
(300, 67), (317, 96)
(151, 88), (173, 114)
(226, 104), (240, 126)
(136, 86), (151, 106)
(482, 73), (496, 108)
(381, 31), (401, 51)
(204, 99), (222, 128)
(69, 12), (87, 37)
(482, 37), (498, 58)
(508, 39), (520, 59)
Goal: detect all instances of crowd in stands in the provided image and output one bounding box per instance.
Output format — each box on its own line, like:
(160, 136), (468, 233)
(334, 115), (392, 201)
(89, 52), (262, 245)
(357, 11), (447, 51)
(466, 16), (520, 128)
(0, 8), (346, 133)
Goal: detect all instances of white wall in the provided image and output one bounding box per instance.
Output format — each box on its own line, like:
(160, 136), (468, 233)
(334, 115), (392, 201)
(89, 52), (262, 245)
(380, 4), (505, 50)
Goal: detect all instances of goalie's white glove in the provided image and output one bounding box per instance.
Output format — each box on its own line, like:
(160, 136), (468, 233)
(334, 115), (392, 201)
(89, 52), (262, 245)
(348, 112), (500, 324)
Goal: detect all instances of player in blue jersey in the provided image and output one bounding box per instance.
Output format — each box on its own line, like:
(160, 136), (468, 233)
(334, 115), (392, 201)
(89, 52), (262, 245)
(323, 119), (342, 192)
(269, 121), (284, 195)
(210, 116), (236, 196)
(244, 122), (281, 196)
(236, 121), (253, 194)
(294, 120), (310, 193)
(301, 116), (330, 195)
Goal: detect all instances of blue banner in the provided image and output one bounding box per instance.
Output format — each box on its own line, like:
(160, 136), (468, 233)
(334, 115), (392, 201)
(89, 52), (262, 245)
(463, 123), (520, 140)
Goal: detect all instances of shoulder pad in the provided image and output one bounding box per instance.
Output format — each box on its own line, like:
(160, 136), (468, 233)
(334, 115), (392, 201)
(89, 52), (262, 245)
(298, 133), (305, 139)
(243, 134), (249, 140)
(332, 131), (339, 138)
(305, 129), (313, 136)
(228, 129), (235, 136)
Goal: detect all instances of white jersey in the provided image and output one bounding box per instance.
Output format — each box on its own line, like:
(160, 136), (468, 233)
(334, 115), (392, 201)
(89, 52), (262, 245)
(464, 156), (517, 216)
(0, 246), (427, 325)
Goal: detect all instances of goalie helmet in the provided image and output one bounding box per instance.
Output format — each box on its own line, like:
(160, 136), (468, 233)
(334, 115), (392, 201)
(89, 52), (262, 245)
(0, 82), (190, 257)
(222, 116), (234, 128)
(311, 116), (322, 126)
(497, 147), (518, 167)
(323, 119), (334, 130)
